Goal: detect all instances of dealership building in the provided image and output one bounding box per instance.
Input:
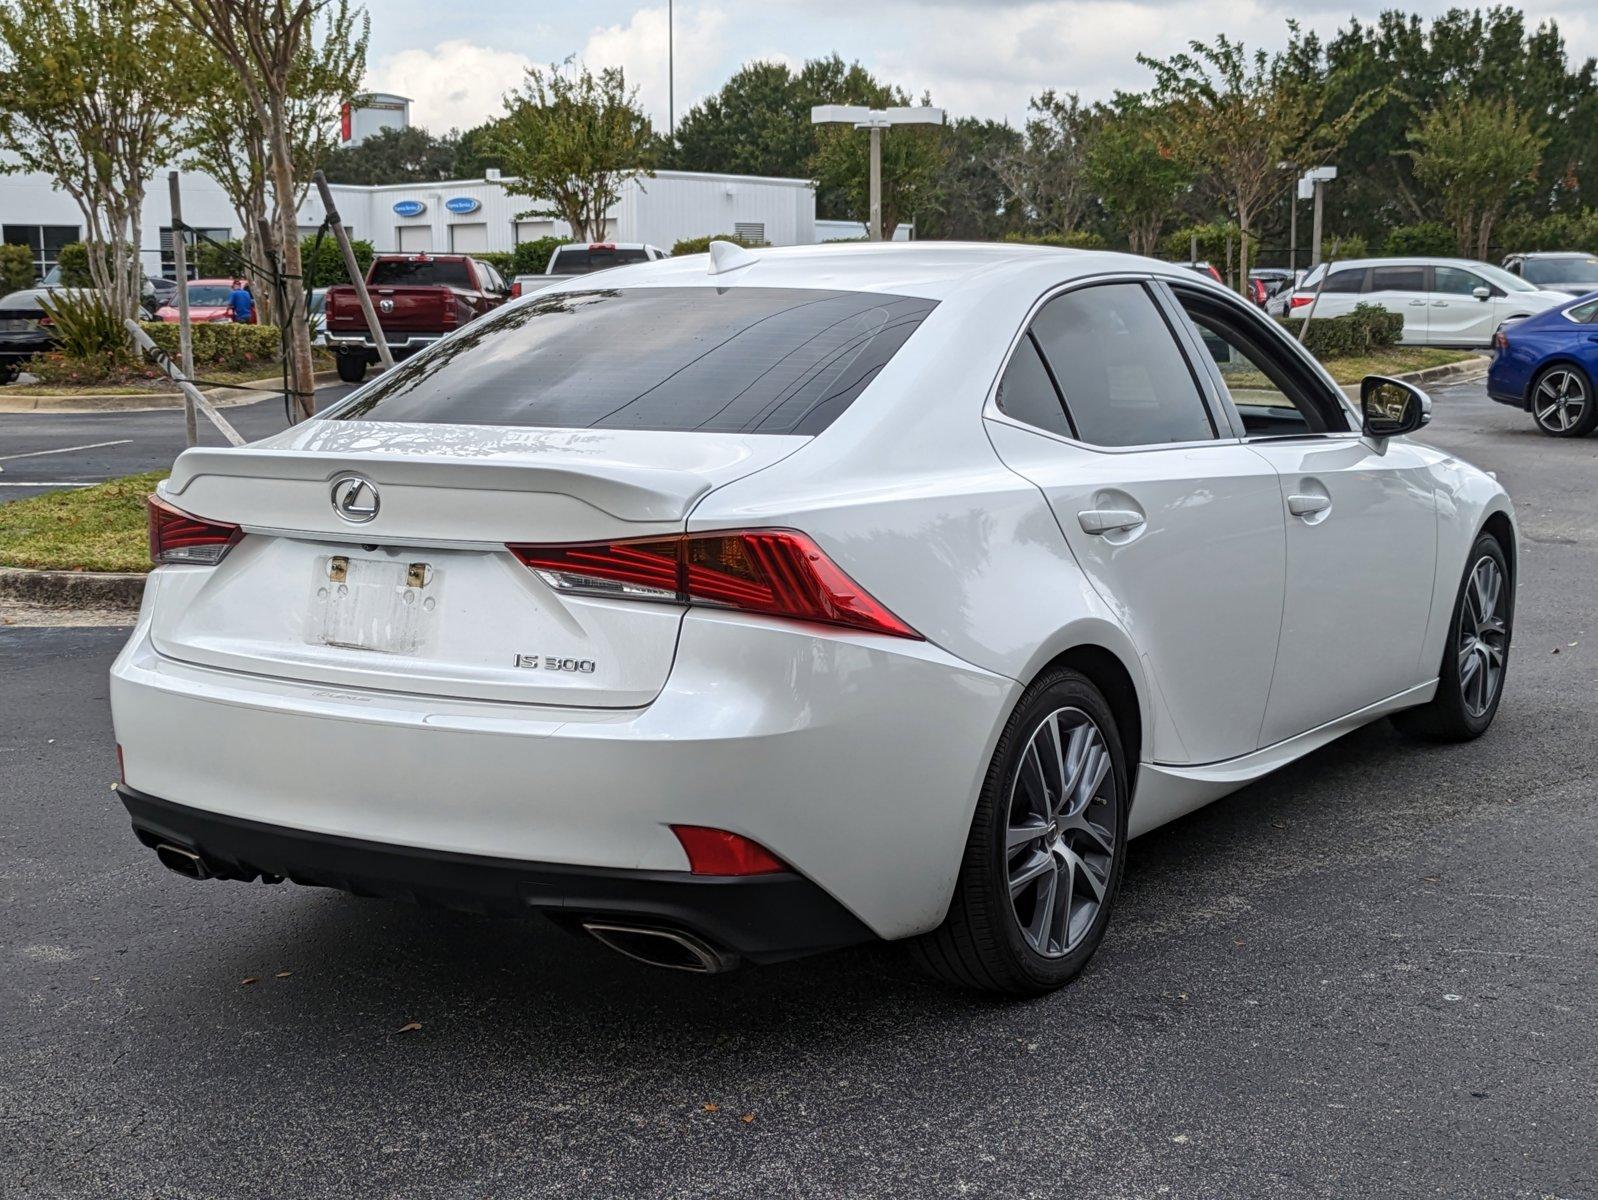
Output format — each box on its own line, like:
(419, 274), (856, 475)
(0, 163), (897, 282)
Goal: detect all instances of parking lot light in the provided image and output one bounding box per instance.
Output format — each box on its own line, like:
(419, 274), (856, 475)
(810, 105), (946, 242)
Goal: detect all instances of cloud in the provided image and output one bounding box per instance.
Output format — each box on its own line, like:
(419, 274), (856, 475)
(366, 39), (533, 132)
(581, 5), (729, 130)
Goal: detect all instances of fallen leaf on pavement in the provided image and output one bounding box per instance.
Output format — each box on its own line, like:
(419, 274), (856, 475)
(740, 1113), (755, 1124)
(240, 977), (259, 986)
(275, 970), (293, 979)
(397, 1021), (422, 1033)
(701, 1103), (719, 1113)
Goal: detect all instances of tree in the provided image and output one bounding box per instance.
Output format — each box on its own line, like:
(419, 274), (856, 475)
(319, 125), (457, 185)
(185, 1), (368, 320)
(492, 61), (655, 243)
(1142, 35), (1378, 289)
(993, 92), (1097, 236)
(1407, 99), (1545, 259)
(167, 0), (357, 419)
(0, 0), (193, 320)
(1084, 98), (1192, 254)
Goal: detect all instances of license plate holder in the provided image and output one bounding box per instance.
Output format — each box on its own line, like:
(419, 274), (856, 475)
(308, 555), (440, 654)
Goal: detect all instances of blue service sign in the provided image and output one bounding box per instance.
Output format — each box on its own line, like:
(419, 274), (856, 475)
(444, 195), (482, 215)
(392, 199), (427, 218)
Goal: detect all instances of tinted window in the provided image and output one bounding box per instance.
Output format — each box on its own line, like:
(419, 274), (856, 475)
(996, 334), (1073, 438)
(369, 259), (473, 288)
(549, 247), (652, 275)
(1433, 266), (1487, 296)
(1029, 283), (1214, 447)
(1371, 265), (1426, 292)
(1526, 257), (1598, 285)
(1322, 268), (1368, 294)
(332, 286), (936, 434)
(1567, 298), (1598, 324)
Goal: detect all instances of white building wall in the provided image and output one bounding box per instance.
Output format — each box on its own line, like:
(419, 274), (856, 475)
(0, 159), (824, 278)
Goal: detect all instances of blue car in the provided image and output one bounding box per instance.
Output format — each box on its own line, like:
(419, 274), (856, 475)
(1488, 292), (1598, 436)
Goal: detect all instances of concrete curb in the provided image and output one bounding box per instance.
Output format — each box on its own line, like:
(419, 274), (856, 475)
(1340, 355), (1490, 399)
(0, 369), (340, 414)
(0, 565), (145, 610)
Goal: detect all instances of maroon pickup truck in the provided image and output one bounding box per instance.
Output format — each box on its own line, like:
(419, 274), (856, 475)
(324, 253), (509, 383)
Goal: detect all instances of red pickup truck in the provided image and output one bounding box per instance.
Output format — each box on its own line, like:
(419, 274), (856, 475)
(324, 253), (509, 383)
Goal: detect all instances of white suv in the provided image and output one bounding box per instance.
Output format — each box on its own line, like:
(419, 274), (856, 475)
(1287, 257), (1570, 347)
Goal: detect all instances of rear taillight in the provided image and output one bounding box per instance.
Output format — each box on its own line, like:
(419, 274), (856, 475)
(441, 304), (458, 329)
(508, 529), (921, 639)
(1289, 294), (1314, 308)
(147, 494), (241, 565)
(1493, 329), (1509, 352)
(510, 281), (522, 298)
(671, 826), (787, 876)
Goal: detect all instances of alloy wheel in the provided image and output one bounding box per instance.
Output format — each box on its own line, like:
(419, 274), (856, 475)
(1533, 368), (1588, 434)
(1458, 555), (1508, 718)
(1005, 707), (1119, 958)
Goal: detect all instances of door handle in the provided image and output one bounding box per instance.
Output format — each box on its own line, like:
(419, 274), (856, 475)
(1431, 301), (1448, 307)
(1077, 508), (1145, 536)
(1287, 493), (1332, 518)
(1408, 300), (1426, 307)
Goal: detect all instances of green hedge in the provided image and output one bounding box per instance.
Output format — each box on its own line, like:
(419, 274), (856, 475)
(1281, 302), (1403, 358)
(511, 237), (563, 276)
(473, 250), (515, 275)
(300, 236), (375, 289)
(139, 321), (283, 371)
(0, 243), (35, 293)
(1002, 230), (1110, 250)
(670, 233), (762, 256)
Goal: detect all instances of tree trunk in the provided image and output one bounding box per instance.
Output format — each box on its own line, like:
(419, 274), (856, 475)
(269, 118), (316, 420)
(1236, 197), (1252, 296)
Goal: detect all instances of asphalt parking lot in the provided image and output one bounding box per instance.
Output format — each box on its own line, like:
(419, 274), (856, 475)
(2, 375), (1595, 1198)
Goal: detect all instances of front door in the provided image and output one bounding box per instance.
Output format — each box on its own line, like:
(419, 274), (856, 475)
(1429, 265), (1500, 347)
(1166, 283), (1440, 744)
(984, 280), (1287, 766)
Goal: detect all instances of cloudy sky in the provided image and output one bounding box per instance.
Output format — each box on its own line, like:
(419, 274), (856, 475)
(364, 0), (1598, 134)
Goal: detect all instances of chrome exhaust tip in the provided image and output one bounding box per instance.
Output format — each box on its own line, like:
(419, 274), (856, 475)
(153, 842), (212, 880)
(581, 921), (738, 974)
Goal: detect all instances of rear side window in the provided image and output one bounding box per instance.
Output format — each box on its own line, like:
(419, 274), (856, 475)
(1322, 268), (1368, 294)
(1567, 298), (1598, 324)
(1026, 282), (1215, 447)
(1371, 265), (1426, 292)
(332, 286), (937, 434)
(369, 259), (473, 288)
(995, 334), (1073, 438)
(549, 247), (652, 275)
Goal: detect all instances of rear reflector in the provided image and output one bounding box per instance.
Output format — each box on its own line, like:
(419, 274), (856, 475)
(671, 826), (787, 876)
(147, 494), (241, 565)
(509, 281), (522, 298)
(508, 529), (921, 639)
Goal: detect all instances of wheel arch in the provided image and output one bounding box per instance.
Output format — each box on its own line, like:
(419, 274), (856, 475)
(1024, 641), (1144, 790)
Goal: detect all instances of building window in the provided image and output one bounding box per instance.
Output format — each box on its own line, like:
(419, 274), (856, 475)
(159, 225), (232, 278)
(734, 221), (767, 245)
(2, 224), (81, 278)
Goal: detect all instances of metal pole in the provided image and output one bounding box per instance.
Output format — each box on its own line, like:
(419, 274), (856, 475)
(1311, 181), (1325, 268)
(668, 0), (674, 138)
(167, 171), (197, 447)
(125, 320), (246, 446)
(1288, 183), (1298, 275)
(1190, 232), (1198, 264)
(313, 170), (394, 372)
(869, 126), (883, 242)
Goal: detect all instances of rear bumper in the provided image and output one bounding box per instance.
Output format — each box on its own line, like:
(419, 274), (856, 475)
(110, 594), (1016, 941)
(327, 332), (443, 353)
(119, 787), (871, 963)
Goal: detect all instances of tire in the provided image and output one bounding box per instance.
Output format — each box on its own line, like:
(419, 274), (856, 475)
(1392, 532), (1512, 742)
(911, 667), (1129, 996)
(1528, 363), (1597, 438)
(335, 350), (368, 384)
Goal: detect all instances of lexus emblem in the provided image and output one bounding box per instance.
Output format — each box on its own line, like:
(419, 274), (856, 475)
(330, 475), (380, 523)
(378, 298), (394, 313)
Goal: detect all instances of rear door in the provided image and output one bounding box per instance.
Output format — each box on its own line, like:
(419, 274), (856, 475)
(1366, 263), (1431, 344)
(1166, 284), (1439, 743)
(984, 278), (1286, 766)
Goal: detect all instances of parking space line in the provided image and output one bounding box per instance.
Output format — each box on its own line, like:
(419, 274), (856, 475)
(0, 439), (132, 463)
(0, 481), (96, 488)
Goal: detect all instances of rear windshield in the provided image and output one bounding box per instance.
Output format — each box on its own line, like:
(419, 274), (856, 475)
(330, 286), (937, 435)
(549, 247), (651, 275)
(1524, 257), (1598, 285)
(368, 259), (473, 288)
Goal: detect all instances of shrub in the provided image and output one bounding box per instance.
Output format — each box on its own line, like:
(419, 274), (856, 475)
(1161, 221), (1239, 263)
(190, 237), (245, 280)
(670, 233), (762, 256)
(1002, 230), (1111, 250)
(39, 288), (129, 364)
(0, 242), (35, 294)
(474, 250), (515, 276)
(1383, 222), (1457, 256)
(1319, 233), (1368, 261)
(1280, 302), (1403, 358)
(54, 242), (96, 287)
(511, 236), (563, 276)
(300, 235), (374, 288)
(140, 321), (283, 372)
(1496, 210), (1598, 256)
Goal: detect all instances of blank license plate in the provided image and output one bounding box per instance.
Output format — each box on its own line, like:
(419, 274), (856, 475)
(308, 555), (440, 654)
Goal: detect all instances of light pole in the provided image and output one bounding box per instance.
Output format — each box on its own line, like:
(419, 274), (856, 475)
(810, 104), (946, 241)
(667, 0), (674, 138)
(1301, 165), (1338, 268)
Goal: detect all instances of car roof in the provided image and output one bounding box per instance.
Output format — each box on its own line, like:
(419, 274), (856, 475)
(1509, 251), (1592, 260)
(530, 240), (1205, 301)
(1309, 256), (1504, 271)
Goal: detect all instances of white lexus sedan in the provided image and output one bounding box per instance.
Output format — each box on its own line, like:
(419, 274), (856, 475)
(112, 242), (1516, 994)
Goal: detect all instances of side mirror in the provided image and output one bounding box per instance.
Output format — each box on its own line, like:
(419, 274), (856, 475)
(1361, 376), (1431, 440)
(1472, 286), (1491, 301)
